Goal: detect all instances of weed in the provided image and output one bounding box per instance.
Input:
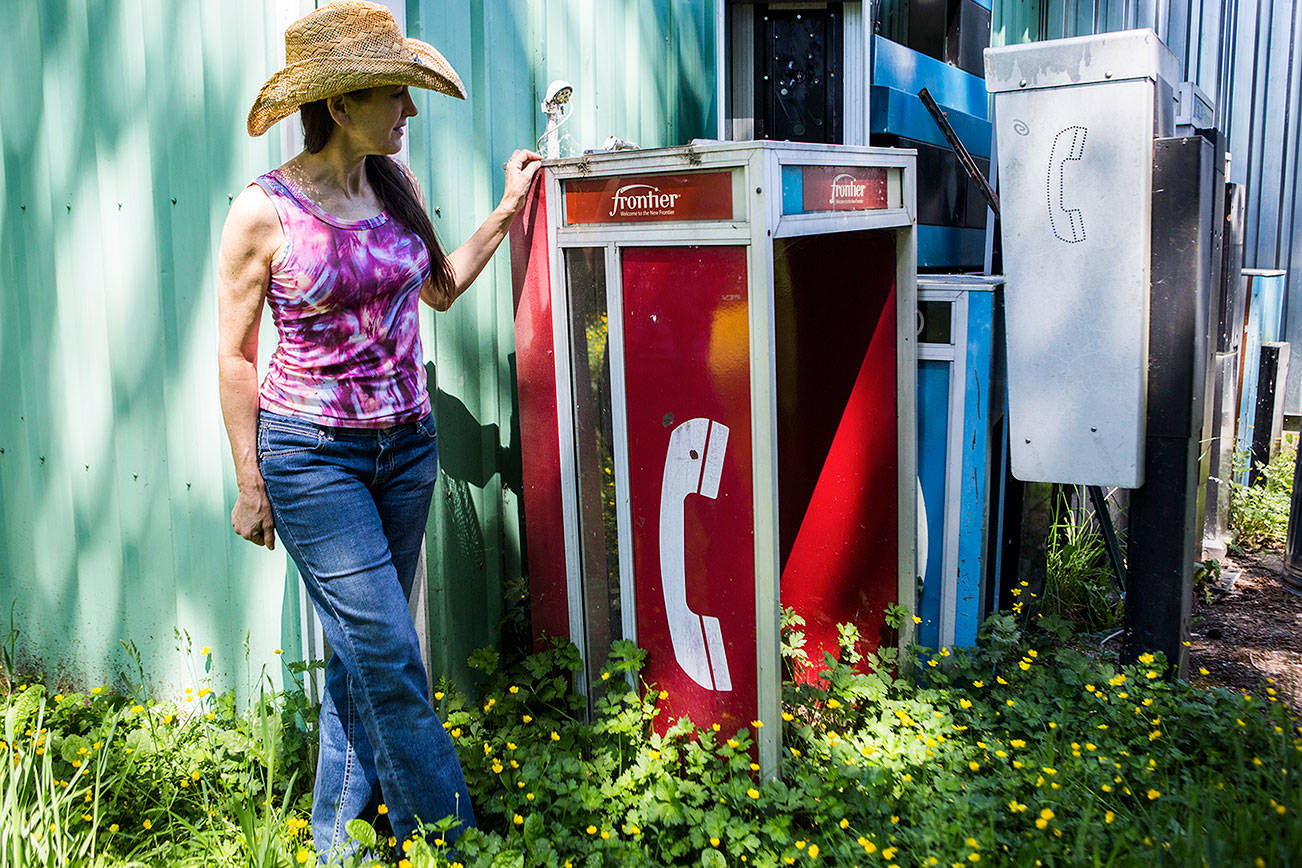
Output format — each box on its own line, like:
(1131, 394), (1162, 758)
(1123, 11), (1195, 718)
(1229, 443), (1297, 550)
(1043, 488), (1124, 631)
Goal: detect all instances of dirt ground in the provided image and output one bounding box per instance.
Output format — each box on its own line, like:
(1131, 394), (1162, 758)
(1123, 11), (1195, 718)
(1188, 544), (1302, 718)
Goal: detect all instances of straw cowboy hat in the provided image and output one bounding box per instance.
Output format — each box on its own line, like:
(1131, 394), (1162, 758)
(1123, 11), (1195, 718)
(247, 1), (466, 137)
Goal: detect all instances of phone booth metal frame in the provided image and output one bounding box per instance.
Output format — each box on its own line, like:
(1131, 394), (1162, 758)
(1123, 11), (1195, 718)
(511, 141), (918, 774)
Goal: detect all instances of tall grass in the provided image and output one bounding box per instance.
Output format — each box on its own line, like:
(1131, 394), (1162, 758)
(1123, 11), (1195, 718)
(1043, 487), (1124, 631)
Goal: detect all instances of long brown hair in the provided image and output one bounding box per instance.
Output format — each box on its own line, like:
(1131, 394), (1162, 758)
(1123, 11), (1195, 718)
(299, 96), (455, 299)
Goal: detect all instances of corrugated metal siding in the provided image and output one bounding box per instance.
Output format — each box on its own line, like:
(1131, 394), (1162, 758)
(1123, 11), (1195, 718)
(408, 0), (718, 691)
(0, 0), (718, 694)
(994, 0), (1302, 412)
(0, 0), (292, 693)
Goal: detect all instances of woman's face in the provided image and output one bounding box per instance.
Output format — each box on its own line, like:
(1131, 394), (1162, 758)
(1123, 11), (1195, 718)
(340, 85), (417, 155)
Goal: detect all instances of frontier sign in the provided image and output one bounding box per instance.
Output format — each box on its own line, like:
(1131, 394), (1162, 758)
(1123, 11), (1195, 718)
(564, 171), (734, 224)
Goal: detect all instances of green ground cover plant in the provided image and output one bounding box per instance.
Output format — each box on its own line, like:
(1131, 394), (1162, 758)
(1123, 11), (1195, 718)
(3, 610), (1299, 867)
(1228, 441), (1297, 550)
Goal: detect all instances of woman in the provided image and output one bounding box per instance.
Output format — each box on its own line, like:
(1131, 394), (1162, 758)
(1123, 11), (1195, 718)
(216, 1), (540, 857)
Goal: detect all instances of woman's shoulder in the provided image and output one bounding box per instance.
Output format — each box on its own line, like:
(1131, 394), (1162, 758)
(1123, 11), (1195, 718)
(227, 182), (281, 232)
(220, 182), (283, 261)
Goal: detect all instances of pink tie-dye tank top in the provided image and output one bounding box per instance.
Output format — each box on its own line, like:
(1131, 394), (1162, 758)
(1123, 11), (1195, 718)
(253, 169), (432, 428)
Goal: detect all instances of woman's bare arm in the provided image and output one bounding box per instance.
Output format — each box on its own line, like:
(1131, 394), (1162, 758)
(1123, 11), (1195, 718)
(216, 185), (283, 549)
(421, 149), (542, 310)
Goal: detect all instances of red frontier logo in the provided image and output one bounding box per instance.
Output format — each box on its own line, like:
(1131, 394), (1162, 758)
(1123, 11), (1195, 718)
(829, 173), (868, 206)
(610, 184), (683, 217)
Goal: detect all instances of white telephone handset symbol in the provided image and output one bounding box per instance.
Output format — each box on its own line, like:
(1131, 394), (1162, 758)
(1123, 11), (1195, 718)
(659, 417), (732, 691)
(1047, 125), (1088, 244)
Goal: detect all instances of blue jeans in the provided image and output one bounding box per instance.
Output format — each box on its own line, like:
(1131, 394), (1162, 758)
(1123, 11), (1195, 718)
(256, 410), (475, 860)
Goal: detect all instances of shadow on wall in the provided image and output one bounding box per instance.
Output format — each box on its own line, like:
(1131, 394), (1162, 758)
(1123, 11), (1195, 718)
(0, 1), (287, 695)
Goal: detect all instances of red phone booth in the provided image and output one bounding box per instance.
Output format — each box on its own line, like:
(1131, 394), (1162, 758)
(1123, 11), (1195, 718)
(509, 141), (918, 772)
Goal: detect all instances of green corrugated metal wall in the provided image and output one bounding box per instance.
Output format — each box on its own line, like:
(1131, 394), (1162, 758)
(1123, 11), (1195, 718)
(408, 0), (719, 691)
(0, 0), (718, 696)
(0, 0), (290, 694)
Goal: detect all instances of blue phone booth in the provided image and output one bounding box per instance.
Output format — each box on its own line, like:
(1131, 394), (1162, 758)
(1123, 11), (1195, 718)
(1235, 269), (1287, 484)
(915, 275), (1005, 649)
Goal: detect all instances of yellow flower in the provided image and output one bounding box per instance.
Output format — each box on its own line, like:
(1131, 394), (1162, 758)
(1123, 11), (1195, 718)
(839, 818), (850, 829)
(509, 685), (519, 694)
(973, 680), (984, 688)
(658, 690), (669, 700)
(1008, 800), (1026, 813)
(1109, 674), (1126, 686)
(1010, 739), (1026, 748)
(751, 719), (764, 728)
(747, 787), (760, 799)
(450, 728), (462, 738)
(969, 761), (980, 771)
(711, 837), (721, 846)
(1147, 789), (1161, 800)
(727, 739), (739, 749)
(1040, 808), (1054, 820)
(296, 850), (310, 864)
(1105, 811), (1115, 823)
(968, 855), (980, 863)
(913, 616), (922, 624)
(550, 731), (560, 741)
(143, 819), (152, 830)
(522, 714), (533, 723)
(201, 646), (211, 655)
(434, 691), (444, 700)
(996, 676), (1008, 685)
(959, 698), (972, 709)
(399, 861), (411, 868)
(513, 814), (524, 825)
(827, 698), (842, 709)
(1005, 699), (1015, 707)
(796, 840), (806, 850)
(586, 825), (597, 835)
(1035, 818), (1048, 830)
(601, 672), (610, 681)
(109, 824), (119, 833)
(274, 649), (283, 655)
(1138, 652), (1155, 665)
(377, 803), (388, 815)
(711, 723), (721, 732)
(808, 844), (820, 858)
(1199, 667), (1210, 676)
(601, 829), (610, 840)
(1019, 661), (1030, 671)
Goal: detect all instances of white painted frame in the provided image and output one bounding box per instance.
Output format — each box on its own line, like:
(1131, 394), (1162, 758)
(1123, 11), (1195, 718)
(916, 288), (970, 650)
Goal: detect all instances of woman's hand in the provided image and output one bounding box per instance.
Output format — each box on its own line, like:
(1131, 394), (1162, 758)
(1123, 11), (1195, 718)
(231, 480), (276, 550)
(499, 149), (543, 214)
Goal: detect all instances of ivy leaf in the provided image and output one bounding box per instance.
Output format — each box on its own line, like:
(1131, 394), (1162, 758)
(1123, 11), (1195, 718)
(345, 818), (377, 849)
(701, 848), (727, 868)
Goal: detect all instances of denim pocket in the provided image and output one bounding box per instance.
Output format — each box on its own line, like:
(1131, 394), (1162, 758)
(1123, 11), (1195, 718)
(258, 420), (326, 460)
(414, 415), (438, 443)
